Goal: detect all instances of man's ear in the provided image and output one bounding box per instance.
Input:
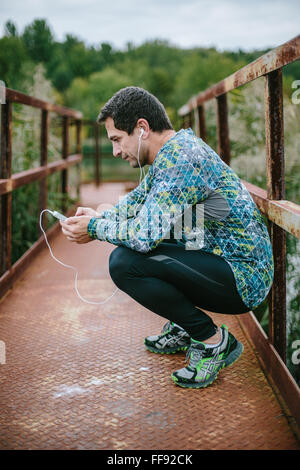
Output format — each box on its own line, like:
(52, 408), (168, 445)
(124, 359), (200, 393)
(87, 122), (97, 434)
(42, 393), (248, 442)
(136, 118), (150, 137)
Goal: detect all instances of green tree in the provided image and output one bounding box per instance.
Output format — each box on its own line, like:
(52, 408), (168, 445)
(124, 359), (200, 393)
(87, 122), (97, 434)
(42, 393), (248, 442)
(0, 36), (29, 89)
(22, 19), (55, 63)
(4, 20), (18, 37)
(65, 67), (133, 119)
(144, 67), (174, 103)
(46, 38), (118, 91)
(173, 49), (247, 108)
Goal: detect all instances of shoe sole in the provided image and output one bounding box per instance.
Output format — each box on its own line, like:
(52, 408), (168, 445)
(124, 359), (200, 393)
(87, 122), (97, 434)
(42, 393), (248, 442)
(223, 340), (244, 368)
(171, 340), (244, 389)
(171, 370), (219, 389)
(145, 343), (189, 355)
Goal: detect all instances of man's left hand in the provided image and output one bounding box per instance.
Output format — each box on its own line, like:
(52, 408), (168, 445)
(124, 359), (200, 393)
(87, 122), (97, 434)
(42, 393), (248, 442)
(60, 215), (92, 244)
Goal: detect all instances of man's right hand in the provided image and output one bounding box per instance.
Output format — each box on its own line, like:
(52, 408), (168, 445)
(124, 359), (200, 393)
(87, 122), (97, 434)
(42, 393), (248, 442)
(75, 206), (100, 217)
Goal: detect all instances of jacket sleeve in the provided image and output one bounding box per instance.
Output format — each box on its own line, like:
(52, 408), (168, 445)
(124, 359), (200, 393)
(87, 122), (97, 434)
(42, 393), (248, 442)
(88, 159), (208, 252)
(94, 174), (150, 221)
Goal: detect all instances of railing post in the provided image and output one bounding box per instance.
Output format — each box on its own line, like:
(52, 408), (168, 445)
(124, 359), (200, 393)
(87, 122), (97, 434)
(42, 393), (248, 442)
(183, 113), (193, 129)
(216, 93), (231, 166)
(0, 100), (12, 276)
(75, 119), (82, 154)
(194, 107), (200, 137)
(198, 105), (207, 142)
(95, 123), (101, 187)
(194, 105), (207, 141)
(265, 68), (286, 362)
(62, 116), (69, 212)
(75, 119), (82, 199)
(39, 109), (49, 230)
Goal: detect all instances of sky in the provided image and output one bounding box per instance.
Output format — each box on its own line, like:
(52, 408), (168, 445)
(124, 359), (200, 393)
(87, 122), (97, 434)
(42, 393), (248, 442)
(0, 0), (299, 51)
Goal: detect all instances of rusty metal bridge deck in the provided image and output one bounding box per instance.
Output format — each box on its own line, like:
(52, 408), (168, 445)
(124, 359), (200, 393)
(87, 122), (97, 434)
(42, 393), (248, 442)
(0, 183), (299, 450)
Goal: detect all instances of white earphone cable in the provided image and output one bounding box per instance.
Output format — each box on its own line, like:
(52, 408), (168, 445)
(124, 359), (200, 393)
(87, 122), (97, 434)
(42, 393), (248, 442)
(39, 129), (147, 306)
(137, 129), (147, 196)
(39, 209), (119, 305)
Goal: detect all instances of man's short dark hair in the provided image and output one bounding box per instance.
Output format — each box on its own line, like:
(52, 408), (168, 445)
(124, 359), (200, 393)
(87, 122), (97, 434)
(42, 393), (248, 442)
(98, 86), (173, 135)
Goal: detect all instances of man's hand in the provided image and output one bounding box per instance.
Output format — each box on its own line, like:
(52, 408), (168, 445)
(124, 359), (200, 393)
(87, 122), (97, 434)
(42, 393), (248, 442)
(60, 215), (93, 244)
(75, 206), (100, 217)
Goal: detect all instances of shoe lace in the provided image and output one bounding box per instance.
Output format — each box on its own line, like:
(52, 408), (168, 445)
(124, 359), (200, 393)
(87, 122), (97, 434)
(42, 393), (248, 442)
(185, 343), (205, 368)
(161, 321), (172, 334)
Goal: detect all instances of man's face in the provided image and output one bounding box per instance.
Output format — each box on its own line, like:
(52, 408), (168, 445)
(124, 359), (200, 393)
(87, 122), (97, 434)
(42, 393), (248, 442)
(105, 117), (146, 168)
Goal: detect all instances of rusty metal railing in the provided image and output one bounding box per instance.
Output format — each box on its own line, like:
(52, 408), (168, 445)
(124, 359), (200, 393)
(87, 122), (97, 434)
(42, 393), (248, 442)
(0, 88), (83, 298)
(82, 119), (102, 186)
(178, 34), (300, 422)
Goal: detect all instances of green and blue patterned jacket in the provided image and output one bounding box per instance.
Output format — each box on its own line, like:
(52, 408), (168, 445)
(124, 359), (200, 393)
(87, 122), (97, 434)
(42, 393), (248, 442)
(88, 128), (274, 309)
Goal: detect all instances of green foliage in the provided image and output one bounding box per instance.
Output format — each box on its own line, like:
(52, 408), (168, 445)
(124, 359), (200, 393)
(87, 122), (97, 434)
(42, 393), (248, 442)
(2, 19), (298, 127)
(0, 35), (29, 89)
(65, 68), (134, 119)
(12, 182), (40, 263)
(22, 19), (55, 64)
(173, 49), (247, 108)
(4, 20), (18, 37)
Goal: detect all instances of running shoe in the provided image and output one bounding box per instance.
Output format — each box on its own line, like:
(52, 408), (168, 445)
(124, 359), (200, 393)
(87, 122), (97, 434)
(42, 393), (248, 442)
(144, 321), (191, 354)
(171, 324), (243, 388)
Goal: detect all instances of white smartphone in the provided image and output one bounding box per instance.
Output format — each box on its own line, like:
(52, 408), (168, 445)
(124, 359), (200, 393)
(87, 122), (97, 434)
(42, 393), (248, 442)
(49, 210), (68, 222)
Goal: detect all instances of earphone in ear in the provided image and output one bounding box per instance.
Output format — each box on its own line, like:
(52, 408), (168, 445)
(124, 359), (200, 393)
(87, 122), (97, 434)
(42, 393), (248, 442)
(140, 128), (144, 137)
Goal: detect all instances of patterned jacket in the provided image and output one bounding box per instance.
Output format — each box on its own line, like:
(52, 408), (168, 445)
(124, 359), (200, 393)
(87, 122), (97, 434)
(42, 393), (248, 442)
(88, 128), (274, 309)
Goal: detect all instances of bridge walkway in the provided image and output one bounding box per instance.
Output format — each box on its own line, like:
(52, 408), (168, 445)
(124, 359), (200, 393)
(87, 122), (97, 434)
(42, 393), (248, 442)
(0, 183), (299, 450)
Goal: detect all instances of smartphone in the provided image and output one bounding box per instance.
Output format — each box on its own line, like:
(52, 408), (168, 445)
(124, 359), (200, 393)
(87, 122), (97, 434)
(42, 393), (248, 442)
(50, 210), (67, 222)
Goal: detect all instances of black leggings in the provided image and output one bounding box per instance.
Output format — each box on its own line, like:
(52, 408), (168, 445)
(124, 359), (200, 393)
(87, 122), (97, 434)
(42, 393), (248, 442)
(109, 242), (249, 341)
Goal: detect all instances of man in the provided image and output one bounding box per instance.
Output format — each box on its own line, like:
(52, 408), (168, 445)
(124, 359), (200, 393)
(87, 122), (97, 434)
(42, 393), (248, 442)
(61, 86), (274, 389)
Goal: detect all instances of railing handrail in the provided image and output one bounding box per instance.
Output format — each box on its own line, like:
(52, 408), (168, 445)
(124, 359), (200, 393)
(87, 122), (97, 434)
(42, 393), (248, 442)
(178, 34), (300, 116)
(0, 155), (82, 195)
(5, 87), (82, 119)
(241, 181), (300, 239)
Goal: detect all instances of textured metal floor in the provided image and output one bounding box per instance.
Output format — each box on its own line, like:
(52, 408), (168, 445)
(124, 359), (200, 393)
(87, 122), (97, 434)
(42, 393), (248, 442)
(0, 183), (299, 450)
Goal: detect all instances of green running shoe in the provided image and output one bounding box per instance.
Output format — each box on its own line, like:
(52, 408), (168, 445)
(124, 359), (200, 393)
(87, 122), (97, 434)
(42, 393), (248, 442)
(171, 325), (243, 388)
(144, 321), (191, 354)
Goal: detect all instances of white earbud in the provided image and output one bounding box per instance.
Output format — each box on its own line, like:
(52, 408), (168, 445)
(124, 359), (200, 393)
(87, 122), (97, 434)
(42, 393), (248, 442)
(140, 128), (144, 137)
